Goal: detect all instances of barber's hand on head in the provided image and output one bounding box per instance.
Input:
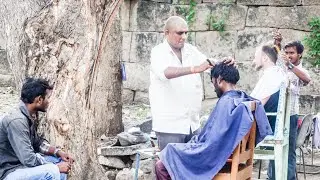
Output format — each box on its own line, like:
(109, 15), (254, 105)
(221, 56), (236, 66)
(57, 161), (71, 173)
(57, 151), (75, 164)
(195, 60), (213, 73)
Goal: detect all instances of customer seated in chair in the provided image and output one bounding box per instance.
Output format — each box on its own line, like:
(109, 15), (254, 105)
(155, 63), (273, 180)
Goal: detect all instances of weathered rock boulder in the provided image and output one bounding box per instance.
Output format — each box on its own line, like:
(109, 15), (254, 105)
(98, 156), (127, 169)
(99, 142), (152, 156)
(132, 158), (155, 174)
(105, 170), (118, 180)
(116, 168), (144, 180)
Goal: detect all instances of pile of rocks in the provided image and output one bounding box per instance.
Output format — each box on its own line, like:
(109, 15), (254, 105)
(97, 128), (156, 180)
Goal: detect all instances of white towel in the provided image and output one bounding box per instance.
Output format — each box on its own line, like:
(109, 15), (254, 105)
(250, 66), (287, 101)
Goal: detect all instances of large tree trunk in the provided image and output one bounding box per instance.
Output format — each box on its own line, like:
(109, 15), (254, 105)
(0, 0), (123, 179)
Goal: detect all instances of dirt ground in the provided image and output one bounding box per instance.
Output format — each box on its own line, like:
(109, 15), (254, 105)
(252, 150), (320, 179)
(1, 87), (320, 179)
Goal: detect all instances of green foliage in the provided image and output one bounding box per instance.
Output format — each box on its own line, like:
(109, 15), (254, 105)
(304, 17), (320, 66)
(176, 0), (197, 26)
(206, 15), (225, 32)
(206, 6), (230, 32)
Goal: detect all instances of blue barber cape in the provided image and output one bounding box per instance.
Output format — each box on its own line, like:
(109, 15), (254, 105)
(160, 90), (272, 180)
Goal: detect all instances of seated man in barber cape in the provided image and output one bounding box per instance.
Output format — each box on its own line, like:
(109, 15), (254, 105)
(155, 63), (272, 180)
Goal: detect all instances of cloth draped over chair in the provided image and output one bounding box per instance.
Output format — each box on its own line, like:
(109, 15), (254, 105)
(160, 90), (272, 180)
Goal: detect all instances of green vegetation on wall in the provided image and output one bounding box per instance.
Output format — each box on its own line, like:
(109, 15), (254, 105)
(304, 17), (320, 66)
(176, 0), (197, 26)
(206, 6), (230, 32)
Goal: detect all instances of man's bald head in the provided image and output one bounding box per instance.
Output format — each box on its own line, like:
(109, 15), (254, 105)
(164, 16), (188, 32)
(164, 16), (188, 49)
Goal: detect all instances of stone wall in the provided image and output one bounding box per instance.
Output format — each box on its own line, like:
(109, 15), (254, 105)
(120, 0), (320, 114)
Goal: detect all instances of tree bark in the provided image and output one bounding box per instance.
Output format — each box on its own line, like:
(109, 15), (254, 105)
(0, 0), (123, 179)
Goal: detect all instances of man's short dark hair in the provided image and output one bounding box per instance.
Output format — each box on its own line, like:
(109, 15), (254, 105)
(210, 63), (240, 84)
(284, 41), (304, 54)
(21, 78), (53, 103)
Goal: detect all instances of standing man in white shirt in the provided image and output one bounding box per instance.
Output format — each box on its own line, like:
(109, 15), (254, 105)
(149, 16), (233, 150)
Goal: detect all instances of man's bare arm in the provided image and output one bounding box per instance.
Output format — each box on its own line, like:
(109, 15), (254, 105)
(164, 67), (194, 79)
(290, 66), (311, 85)
(164, 61), (212, 79)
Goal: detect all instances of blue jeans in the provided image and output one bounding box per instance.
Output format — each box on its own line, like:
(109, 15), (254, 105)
(268, 114), (298, 180)
(4, 156), (67, 180)
(44, 156), (67, 180)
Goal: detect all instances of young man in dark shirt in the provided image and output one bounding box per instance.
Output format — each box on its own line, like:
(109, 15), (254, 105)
(0, 78), (74, 180)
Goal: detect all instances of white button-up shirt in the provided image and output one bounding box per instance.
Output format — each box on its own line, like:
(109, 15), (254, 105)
(149, 40), (207, 134)
(250, 66), (287, 101)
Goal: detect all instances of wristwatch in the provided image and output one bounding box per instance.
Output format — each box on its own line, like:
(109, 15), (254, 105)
(288, 62), (294, 70)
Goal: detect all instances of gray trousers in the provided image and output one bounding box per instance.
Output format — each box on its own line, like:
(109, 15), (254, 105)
(156, 128), (200, 150)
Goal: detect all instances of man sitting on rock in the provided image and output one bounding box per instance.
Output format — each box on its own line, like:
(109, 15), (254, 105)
(155, 63), (272, 180)
(0, 78), (74, 180)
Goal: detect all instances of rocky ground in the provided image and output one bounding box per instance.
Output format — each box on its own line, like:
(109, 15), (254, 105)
(1, 87), (320, 179)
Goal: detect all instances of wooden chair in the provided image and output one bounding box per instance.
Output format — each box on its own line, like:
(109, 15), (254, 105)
(213, 101), (257, 180)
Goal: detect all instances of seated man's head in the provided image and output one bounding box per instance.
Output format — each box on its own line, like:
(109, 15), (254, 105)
(164, 16), (188, 49)
(21, 78), (53, 112)
(253, 42), (278, 71)
(211, 63), (240, 98)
